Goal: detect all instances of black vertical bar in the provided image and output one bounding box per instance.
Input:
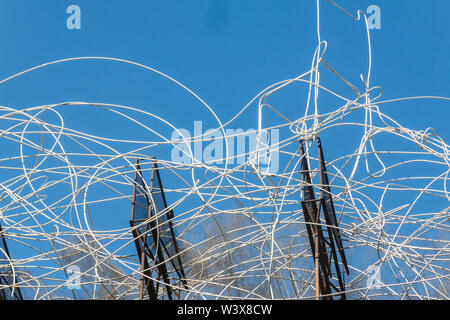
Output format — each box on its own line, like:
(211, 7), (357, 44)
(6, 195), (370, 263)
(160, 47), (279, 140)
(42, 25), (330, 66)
(148, 162), (173, 300)
(299, 140), (332, 299)
(317, 137), (349, 275)
(152, 159), (187, 288)
(130, 221), (158, 300)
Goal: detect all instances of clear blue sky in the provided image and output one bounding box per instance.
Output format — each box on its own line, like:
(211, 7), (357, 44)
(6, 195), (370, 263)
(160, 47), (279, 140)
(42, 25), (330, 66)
(0, 0), (448, 136)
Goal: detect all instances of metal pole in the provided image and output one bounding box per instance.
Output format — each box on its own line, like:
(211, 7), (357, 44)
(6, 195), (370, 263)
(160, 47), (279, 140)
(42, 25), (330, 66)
(138, 246), (146, 300)
(314, 229), (320, 300)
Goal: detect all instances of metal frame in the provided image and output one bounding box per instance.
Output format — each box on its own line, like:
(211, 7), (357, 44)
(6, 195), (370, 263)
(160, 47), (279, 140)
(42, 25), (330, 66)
(299, 138), (349, 300)
(130, 157), (187, 300)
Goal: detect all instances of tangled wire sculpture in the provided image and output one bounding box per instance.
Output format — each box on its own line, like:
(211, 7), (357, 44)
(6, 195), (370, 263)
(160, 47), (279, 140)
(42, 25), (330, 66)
(0, 1), (448, 300)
